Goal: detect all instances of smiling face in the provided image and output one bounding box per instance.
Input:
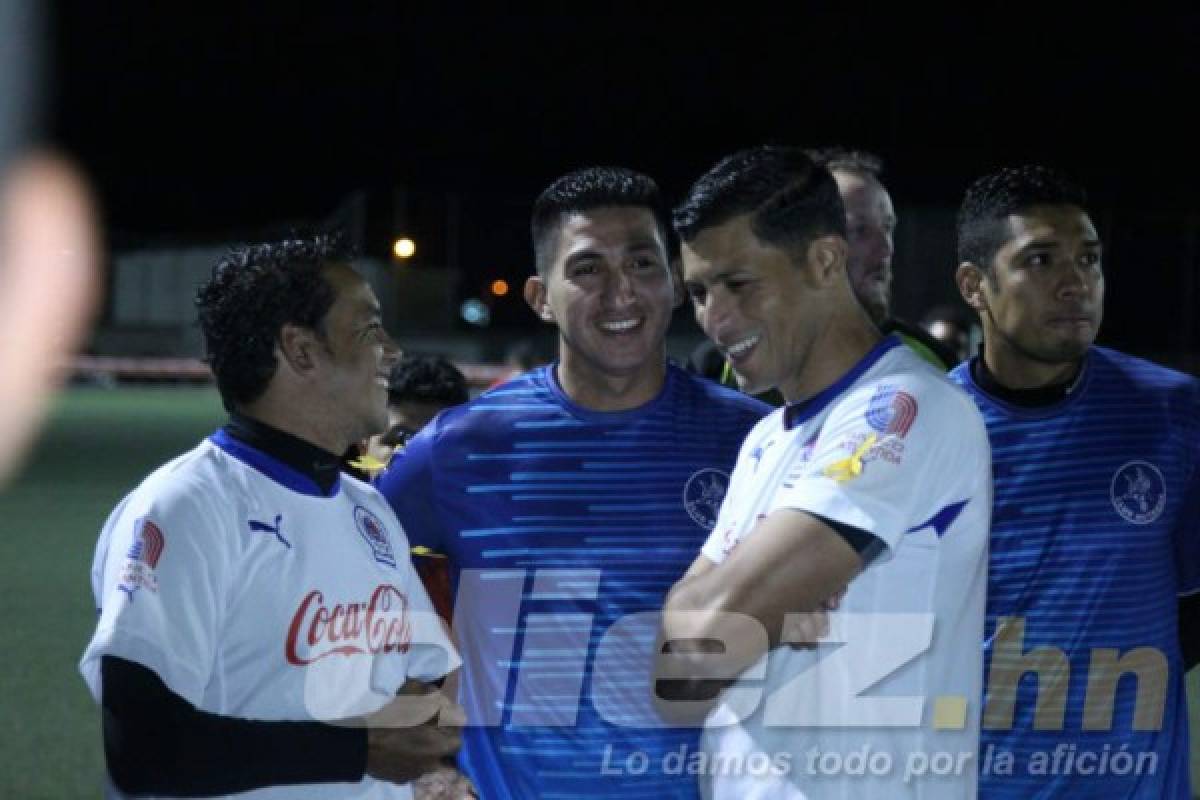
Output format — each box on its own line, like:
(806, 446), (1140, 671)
(524, 206), (677, 407)
(313, 263), (398, 445)
(681, 213), (831, 401)
(960, 204), (1104, 387)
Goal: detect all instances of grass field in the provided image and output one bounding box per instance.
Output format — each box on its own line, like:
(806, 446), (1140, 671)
(1, 386), (1198, 797)
(0, 388), (225, 798)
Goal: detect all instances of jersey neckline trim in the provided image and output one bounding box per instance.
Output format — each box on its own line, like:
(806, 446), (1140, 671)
(539, 361), (676, 423)
(209, 428), (343, 498)
(956, 349), (1094, 420)
(783, 335), (903, 430)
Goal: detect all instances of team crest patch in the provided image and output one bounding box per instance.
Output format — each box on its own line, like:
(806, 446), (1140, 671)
(683, 468), (730, 529)
(1110, 460), (1166, 525)
(865, 385), (917, 437)
(354, 506), (397, 567)
(117, 517), (164, 600)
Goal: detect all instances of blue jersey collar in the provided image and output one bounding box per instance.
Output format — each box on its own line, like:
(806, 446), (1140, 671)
(541, 362), (675, 423)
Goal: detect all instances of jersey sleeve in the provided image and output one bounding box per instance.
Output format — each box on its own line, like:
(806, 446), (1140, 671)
(81, 476), (233, 707)
(374, 423), (445, 552)
(768, 377), (979, 557)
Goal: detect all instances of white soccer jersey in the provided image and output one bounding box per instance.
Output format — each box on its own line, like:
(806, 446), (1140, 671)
(697, 338), (991, 800)
(81, 432), (460, 799)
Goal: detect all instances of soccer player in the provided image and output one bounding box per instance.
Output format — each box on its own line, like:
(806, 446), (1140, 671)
(660, 145), (992, 799)
(687, 147), (957, 401)
(363, 353), (470, 465)
(949, 165), (1200, 798)
(375, 167), (769, 799)
(80, 235), (464, 798)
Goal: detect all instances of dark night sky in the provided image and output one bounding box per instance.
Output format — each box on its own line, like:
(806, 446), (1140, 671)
(43, 4), (1200, 356)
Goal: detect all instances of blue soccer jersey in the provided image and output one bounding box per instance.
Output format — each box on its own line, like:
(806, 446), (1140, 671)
(950, 347), (1200, 798)
(375, 363), (768, 799)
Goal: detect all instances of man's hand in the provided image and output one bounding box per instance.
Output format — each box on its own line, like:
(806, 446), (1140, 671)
(363, 680), (466, 786)
(784, 590), (844, 649)
(414, 765), (479, 799)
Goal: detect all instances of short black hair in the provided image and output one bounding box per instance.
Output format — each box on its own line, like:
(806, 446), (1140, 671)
(806, 146), (884, 180)
(673, 145), (846, 258)
(387, 354), (468, 408)
(196, 233), (350, 410)
(530, 166), (669, 275)
(957, 165), (1089, 269)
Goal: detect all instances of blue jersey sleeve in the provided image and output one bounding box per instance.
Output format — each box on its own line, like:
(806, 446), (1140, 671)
(374, 425), (444, 552)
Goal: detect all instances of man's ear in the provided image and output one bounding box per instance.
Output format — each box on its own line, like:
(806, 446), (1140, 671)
(524, 275), (554, 322)
(277, 323), (319, 374)
(956, 262), (989, 314)
(806, 235), (849, 286)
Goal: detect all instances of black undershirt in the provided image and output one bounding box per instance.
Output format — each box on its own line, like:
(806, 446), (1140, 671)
(225, 411), (344, 494)
(101, 413), (366, 795)
(969, 349), (1082, 408)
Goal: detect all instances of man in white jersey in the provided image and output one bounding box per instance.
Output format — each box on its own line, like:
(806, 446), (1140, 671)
(80, 235), (465, 799)
(659, 146), (992, 799)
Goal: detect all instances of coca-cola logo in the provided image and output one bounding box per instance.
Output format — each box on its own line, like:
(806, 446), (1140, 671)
(285, 584), (412, 666)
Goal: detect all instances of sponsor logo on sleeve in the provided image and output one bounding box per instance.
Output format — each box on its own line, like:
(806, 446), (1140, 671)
(117, 517), (164, 601)
(865, 385), (918, 438)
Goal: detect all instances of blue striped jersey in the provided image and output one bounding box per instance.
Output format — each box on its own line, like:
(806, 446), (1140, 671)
(375, 363), (768, 799)
(949, 347), (1200, 798)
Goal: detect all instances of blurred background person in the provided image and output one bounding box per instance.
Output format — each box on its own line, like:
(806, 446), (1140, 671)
(0, 0), (100, 485)
(808, 146), (959, 369)
(364, 353), (469, 466)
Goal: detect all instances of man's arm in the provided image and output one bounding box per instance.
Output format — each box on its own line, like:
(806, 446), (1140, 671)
(102, 656), (461, 796)
(657, 509), (862, 705)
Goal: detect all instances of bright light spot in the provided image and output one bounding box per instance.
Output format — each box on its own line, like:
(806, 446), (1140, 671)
(460, 298), (491, 327)
(490, 279), (509, 297)
(392, 237), (416, 259)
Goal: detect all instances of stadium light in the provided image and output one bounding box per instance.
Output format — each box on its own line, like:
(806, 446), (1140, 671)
(392, 237), (416, 259)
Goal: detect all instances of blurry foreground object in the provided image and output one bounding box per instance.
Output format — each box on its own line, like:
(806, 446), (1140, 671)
(0, 155), (99, 484)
